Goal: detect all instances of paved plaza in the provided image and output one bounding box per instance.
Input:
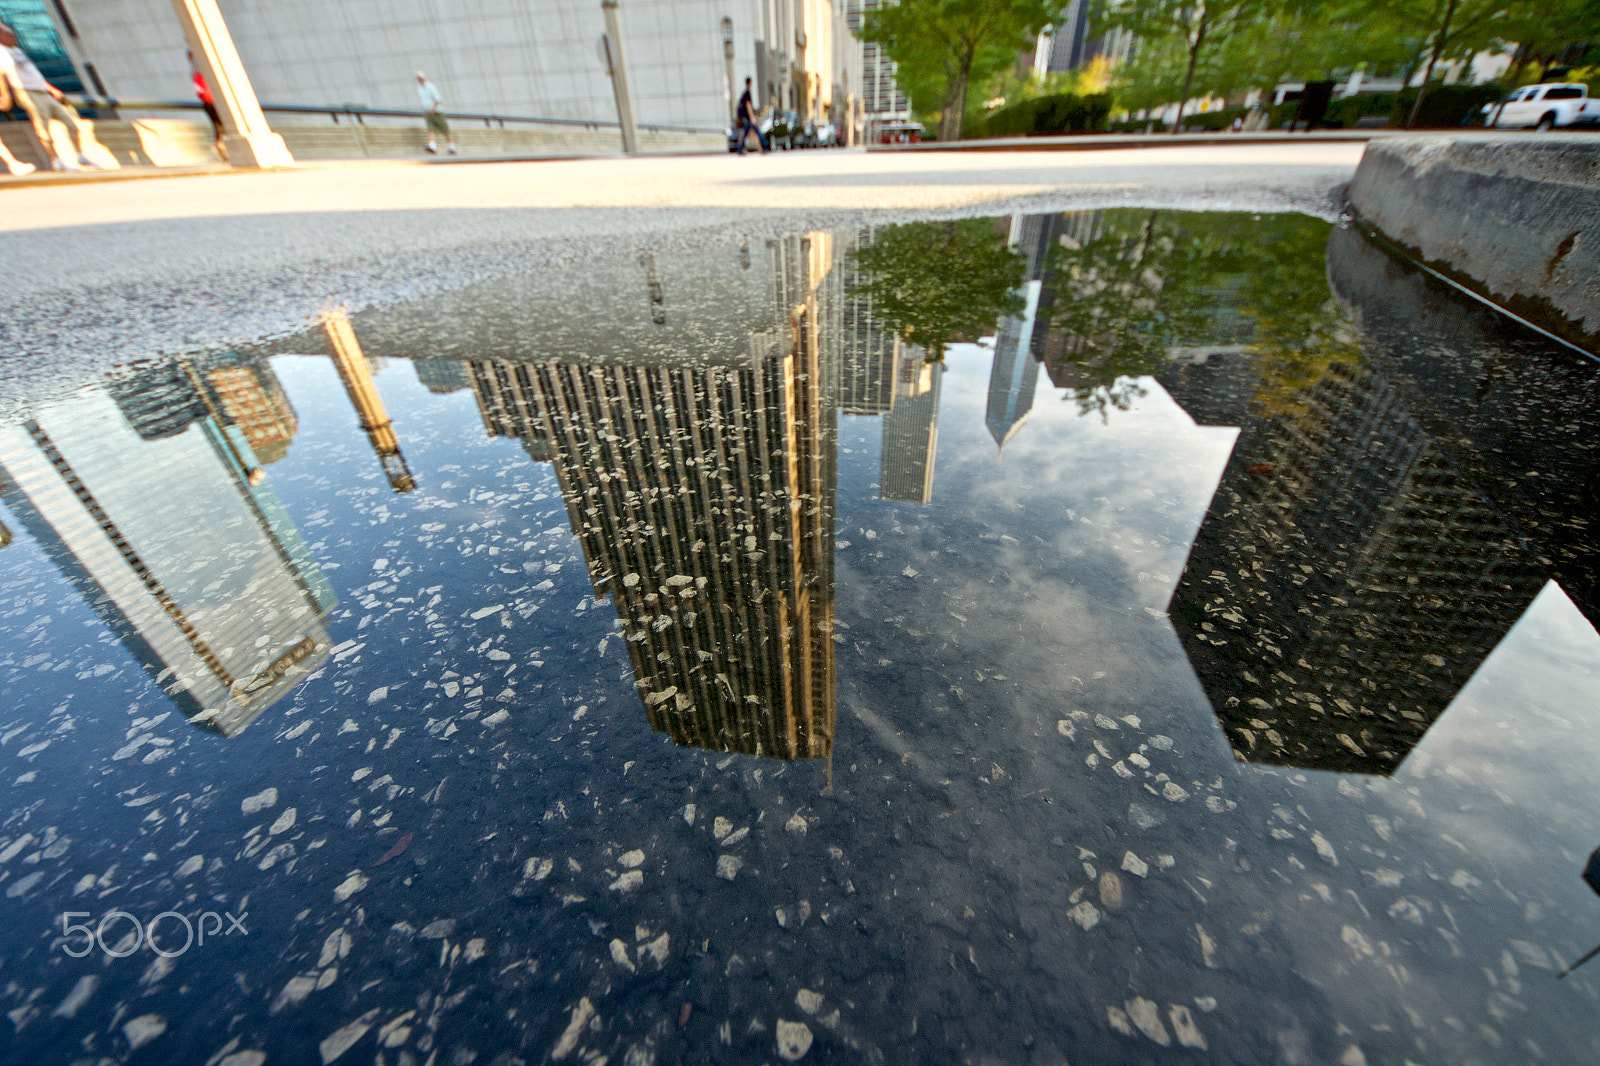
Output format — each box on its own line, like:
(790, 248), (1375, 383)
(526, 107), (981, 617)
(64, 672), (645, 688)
(0, 143), (1364, 397)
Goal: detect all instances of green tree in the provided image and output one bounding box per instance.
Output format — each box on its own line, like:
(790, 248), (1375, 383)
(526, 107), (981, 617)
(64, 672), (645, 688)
(859, 0), (1068, 140)
(851, 220), (1026, 356)
(1339, 0), (1523, 126)
(1103, 0), (1269, 132)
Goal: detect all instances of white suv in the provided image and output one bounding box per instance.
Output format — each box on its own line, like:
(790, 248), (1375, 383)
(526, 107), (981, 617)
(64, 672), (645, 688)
(1482, 83), (1600, 130)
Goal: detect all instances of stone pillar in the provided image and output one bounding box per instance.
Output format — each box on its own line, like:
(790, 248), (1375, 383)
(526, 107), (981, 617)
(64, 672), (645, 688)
(600, 0), (640, 154)
(169, 0), (292, 167)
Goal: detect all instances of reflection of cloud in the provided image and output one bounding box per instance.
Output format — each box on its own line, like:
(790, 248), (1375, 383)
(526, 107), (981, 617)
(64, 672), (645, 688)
(936, 350), (1236, 609)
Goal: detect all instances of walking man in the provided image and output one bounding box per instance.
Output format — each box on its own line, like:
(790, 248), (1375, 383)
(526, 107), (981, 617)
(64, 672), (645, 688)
(416, 71), (457, 155)
(0, 21), (97, 170)
(736, 77), (767, 155)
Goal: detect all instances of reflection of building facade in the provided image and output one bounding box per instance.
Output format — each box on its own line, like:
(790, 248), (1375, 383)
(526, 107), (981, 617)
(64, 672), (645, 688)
(203, 357), (298, 464)
(461, 235), (839, 760)
(412, 359), (472, 395)
(880, 357), (942, 504)
(986, 214), (1059, 449)
(1165, 360), (1546, 775)
(0, 367), (335, 736)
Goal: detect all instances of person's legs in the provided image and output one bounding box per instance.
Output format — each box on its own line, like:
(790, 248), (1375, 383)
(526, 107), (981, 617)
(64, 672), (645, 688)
(0, 136), (34, 175)
(30, 91), (95, 165)
(10, 86), (59, 169)
(425, 110), (447, 152)
(203, 101), (226, 159)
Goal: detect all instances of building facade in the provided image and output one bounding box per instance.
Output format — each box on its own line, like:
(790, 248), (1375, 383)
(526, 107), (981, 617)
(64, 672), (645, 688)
(38, 0), (863, 130)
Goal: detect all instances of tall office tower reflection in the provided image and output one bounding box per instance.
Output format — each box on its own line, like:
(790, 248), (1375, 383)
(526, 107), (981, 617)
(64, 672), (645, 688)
(986, 213), (1060, 449)
(837, 226), (901, 416)
(880, 356), (942, 504)
(0, 364), (336, 736)
(203, 356), (298, 465)
(465, 234), (838, 760)
(1165, 360), (1546, 775)
(321, 310), (416, 493)
(413, 358), (473, 395)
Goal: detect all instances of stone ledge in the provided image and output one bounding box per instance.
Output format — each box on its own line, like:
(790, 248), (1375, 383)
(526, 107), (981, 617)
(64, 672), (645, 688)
(1346, 132), (1600, 352)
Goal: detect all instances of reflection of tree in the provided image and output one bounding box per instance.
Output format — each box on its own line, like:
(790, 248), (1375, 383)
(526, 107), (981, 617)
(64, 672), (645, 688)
(1043, 210), (1215, 419)
(1043, 210), (1363, 419)
(850, 220), (1025, 358)
(1230, 219), (1366, 419)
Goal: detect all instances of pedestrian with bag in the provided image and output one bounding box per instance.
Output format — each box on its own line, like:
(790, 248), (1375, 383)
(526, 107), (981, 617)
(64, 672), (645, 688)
(735, 77), (767, 155)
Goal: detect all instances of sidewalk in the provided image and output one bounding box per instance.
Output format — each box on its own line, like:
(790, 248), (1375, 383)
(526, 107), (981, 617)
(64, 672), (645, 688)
(1, 141), (1368, 380)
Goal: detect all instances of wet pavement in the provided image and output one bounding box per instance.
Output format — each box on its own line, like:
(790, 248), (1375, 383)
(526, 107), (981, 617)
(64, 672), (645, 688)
(0, 210), (1598, 1066)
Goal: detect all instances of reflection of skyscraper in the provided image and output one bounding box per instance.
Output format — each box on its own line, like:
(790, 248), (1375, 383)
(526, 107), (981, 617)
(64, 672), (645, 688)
(203, 357), (298, 465)
(0, 372), (336, 736)
(412, 359), (473, 395)
(985, 214), (1058, 449)
(322, 310), (416, 493)
(880, 357), (942, 504)
(463, 235), (838, 760)
(1165, 361), (1546, 775)
(837, 226), (901, 416)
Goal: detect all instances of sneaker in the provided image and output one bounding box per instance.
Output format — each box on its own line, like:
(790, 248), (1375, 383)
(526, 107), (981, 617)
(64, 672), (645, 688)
(6, 161), (35, 176)
(77, 153), (98, 169)
(425, 144), (438, 154)
(447, 144), (457, 155)
(52, 158), (81, 172)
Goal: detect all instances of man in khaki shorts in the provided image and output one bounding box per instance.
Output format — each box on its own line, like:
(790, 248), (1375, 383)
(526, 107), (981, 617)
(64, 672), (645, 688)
(0, 21), (97, 170)
(416, 71), (457, 155)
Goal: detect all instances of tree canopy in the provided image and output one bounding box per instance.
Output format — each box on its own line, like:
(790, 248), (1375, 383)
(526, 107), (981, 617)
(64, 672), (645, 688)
(850, 220), (1026, 356)
(858, 0), (1068, 140)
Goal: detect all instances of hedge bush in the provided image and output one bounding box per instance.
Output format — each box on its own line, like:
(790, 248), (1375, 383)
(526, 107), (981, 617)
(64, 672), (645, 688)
(971, 92), (1112, 137)
(1318, 84), (1500, 128)
(1395, 83), (1503, 126)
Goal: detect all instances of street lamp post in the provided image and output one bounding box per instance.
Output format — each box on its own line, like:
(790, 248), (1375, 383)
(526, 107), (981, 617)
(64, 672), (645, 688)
(721, 17), (736, 125)
(599, 0), (640, 155)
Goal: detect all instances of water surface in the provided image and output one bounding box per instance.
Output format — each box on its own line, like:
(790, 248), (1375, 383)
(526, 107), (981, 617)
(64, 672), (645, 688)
(1, 212), (1598, 1065)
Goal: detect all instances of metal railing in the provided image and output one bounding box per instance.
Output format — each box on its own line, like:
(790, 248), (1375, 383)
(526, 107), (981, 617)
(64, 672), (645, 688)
(60, 97), (721, 136)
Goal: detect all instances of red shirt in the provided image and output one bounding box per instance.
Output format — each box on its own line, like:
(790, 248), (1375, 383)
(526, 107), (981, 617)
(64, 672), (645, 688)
(193, 70), (213, 106)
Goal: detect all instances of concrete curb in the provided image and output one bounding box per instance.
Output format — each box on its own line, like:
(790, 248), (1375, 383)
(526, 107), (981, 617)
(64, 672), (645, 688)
(870, 130), (1399, 153)
(1346, 132), (1600, 352)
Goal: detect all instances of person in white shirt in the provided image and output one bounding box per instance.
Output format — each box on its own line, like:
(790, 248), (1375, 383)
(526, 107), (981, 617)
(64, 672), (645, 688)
(415, 72), (456, 155)
(0, 21), (96, 170)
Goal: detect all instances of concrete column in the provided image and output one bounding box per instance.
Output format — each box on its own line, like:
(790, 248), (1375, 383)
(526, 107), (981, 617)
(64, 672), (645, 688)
(600, 0), (640, 154)
(169, 0), (292, 167)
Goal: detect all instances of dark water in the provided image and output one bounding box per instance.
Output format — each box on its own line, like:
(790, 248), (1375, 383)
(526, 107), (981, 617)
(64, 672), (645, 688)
(1, 212), (1598, 1066)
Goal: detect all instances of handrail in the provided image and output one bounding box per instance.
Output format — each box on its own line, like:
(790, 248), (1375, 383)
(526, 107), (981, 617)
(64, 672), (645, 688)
(62, 96), (721, 136)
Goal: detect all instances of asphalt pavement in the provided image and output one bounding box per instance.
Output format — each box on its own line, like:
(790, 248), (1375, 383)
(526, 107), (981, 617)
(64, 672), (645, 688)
(0, 142), (1366, 402)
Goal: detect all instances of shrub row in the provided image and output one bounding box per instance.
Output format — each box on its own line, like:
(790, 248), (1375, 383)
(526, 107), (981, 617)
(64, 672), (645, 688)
(1324, 84), (1502, 128)
(971, 92), (1113, 138)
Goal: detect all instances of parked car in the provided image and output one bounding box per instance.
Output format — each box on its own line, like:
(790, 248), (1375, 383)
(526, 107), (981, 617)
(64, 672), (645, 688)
(1480, 83), (1600, 130)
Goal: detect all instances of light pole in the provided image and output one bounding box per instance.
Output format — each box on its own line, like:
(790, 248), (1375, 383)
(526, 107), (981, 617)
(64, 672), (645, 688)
(721, 17), (737, 125)
(599, 0), (639, 154)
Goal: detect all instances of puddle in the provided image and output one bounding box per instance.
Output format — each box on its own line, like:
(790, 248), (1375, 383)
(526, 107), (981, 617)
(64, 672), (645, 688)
(1, 211), (1598, 1064)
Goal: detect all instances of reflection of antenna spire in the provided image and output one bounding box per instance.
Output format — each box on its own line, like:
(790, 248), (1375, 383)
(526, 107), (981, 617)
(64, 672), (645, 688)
(321, 309), (415, 493)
